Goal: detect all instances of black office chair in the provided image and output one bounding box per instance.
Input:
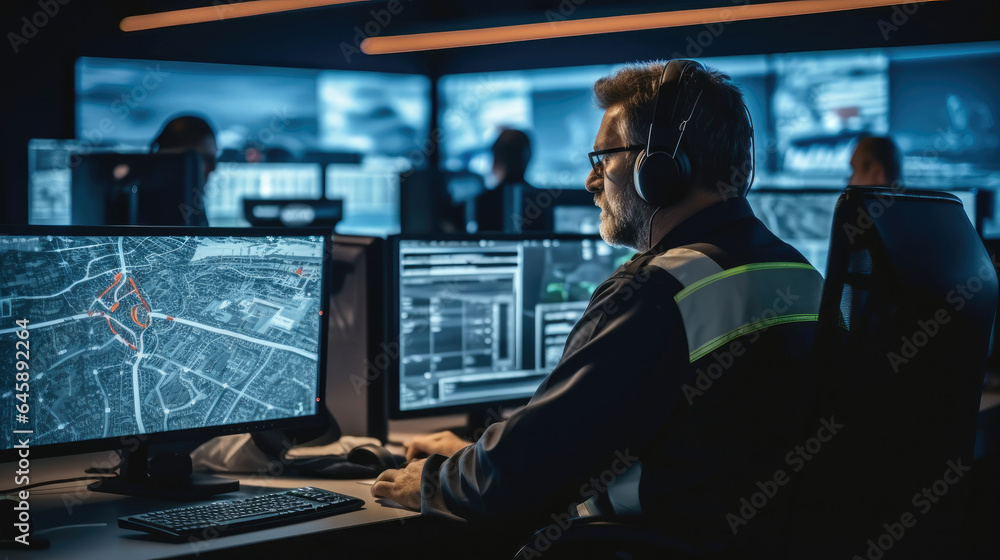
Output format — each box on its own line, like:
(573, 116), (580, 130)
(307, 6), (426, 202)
(789, 187), (998, 559)
(511, 187), (996, 560)
(511, 516), (711, 560)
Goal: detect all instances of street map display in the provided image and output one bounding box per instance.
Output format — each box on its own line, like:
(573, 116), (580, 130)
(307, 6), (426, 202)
(1, 234), (324, 449)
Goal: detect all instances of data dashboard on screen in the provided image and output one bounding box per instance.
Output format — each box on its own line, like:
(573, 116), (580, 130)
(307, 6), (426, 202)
(390, 235), (633, 416)
(0, 229), (329, 455)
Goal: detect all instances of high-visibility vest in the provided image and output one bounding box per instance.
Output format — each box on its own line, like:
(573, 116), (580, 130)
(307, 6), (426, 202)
(605, 245), (824, 515)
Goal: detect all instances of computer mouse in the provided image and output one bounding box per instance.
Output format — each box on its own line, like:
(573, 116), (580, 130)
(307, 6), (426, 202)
(346, 444), (404, 474)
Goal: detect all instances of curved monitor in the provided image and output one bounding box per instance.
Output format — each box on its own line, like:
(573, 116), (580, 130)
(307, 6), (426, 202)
(0, 226), (331, 462)
(387, 234), (633, 421)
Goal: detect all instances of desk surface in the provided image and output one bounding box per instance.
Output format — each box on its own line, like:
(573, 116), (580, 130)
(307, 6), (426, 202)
(0, 452), (420, 559)
(5, 391), (1000, 559)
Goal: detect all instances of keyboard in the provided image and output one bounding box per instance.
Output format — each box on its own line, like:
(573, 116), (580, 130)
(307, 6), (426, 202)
(118, 486), (364, 541)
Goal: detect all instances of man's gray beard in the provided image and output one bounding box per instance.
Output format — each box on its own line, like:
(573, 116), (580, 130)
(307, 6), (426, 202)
(599, 189), (651, 251)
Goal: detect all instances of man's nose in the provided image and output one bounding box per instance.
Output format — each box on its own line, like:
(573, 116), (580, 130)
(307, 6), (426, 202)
(585, 169), (602, 193)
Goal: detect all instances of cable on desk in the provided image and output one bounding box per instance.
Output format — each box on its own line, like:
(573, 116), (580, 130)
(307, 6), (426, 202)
(0, 476), (111, 495)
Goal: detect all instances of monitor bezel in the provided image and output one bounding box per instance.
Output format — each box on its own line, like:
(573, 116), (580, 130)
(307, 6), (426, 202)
(0, 225), (333, 462)
(385, 232), (615, 420)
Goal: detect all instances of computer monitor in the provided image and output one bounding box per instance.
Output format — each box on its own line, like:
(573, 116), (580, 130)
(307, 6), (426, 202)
(889, 43), (1000, 180)
(386, 234), (633, 432)
(0, 226), (331, 499)
(76, 57), (430, 162)
(747, 187), (979, 275)
(70, 151), (207, 226)
(398, 170), (453, 235)
(324, 235), (387, 442)
(747, 188), (845, 273)
(206, 162), (324, 227)
(772, 50), (890, 178)
(553, 206), (601, 234)
(437, 64), (618, 189)
(436, 56), (770, 190)
(326, 158), (407, 237)
(28, 139), (146, 226)
(549, 188), (600, 234)
(243, 198), (344, 229)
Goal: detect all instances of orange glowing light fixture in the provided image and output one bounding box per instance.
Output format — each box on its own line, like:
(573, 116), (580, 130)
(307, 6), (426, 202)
(361, 0), (946, 54)
(120, 0), (367, 32)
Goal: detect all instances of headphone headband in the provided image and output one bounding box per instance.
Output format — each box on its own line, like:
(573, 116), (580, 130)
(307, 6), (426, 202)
(633, 59), (705, 207)
(633, 59), (754, 205)
(646, 59), (704, 155)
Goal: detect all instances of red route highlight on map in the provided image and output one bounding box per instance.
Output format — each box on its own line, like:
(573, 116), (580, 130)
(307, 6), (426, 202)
(93, 271), (152, 351)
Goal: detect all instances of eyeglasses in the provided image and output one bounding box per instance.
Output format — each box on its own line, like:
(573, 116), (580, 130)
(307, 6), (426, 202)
(588, 146), (643, 178)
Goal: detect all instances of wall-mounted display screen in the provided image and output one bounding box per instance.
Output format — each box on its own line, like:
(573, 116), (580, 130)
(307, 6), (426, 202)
(71, 57), (430, 227)
(437, 57), (768, 191)
(76, 57), (430, 161)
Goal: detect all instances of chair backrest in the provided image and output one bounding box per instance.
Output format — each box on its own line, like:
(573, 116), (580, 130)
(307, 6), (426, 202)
(791, 187), (997, 559)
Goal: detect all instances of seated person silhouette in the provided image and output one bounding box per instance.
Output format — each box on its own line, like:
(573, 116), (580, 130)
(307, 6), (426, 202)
(848, 135), (902, 187)
(473, 128), (551, 232)
(150, 115), (218, 226)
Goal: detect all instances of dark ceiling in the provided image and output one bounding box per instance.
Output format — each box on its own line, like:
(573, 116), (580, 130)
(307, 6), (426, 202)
(5, 0), (999, 74)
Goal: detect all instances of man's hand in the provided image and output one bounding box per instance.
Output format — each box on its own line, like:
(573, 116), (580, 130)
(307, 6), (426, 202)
(405, 431), (470, 461)
(371, 458), (426, 510)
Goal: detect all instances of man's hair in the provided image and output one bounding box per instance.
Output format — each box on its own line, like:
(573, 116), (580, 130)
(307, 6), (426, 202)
(855, 135), (902, 185)
(152, 115), (216, 152)
(593, 61), (752, 197)
(492, 128), (532, 181)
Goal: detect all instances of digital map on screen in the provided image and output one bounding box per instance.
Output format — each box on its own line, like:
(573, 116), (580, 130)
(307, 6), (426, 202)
(0, 234), (324, 448)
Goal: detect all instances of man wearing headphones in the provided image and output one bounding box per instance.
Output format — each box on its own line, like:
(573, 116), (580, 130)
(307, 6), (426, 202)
(373, 61), (824, 556)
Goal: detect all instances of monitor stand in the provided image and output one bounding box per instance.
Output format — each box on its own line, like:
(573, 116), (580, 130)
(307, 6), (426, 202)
(88, 446), (239, 500)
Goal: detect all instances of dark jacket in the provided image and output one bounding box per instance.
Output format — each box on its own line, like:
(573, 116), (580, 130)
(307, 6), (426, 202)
(421, 197), (824, 554)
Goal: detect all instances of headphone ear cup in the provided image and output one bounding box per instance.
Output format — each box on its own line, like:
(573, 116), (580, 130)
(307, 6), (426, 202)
(634, 148), (687, 206)
(632, 148), (646, 201)
(668, 149), (693, 204)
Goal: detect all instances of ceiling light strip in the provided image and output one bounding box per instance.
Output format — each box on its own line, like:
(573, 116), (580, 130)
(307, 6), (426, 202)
(120, 0), (364, 32)
(361, 0), (946, 54)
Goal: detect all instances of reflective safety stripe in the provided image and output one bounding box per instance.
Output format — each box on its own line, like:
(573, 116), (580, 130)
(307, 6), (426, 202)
(574, 497), (598, 517)
(647, 250), (823, 363)
(607, 460), (643, 515)
(674, 261), (817, 303)
(647, 247), (724, 287)
(609, 250), (823, 515)
(679, 264), (822, 362)
(689, 313), (819, 361)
